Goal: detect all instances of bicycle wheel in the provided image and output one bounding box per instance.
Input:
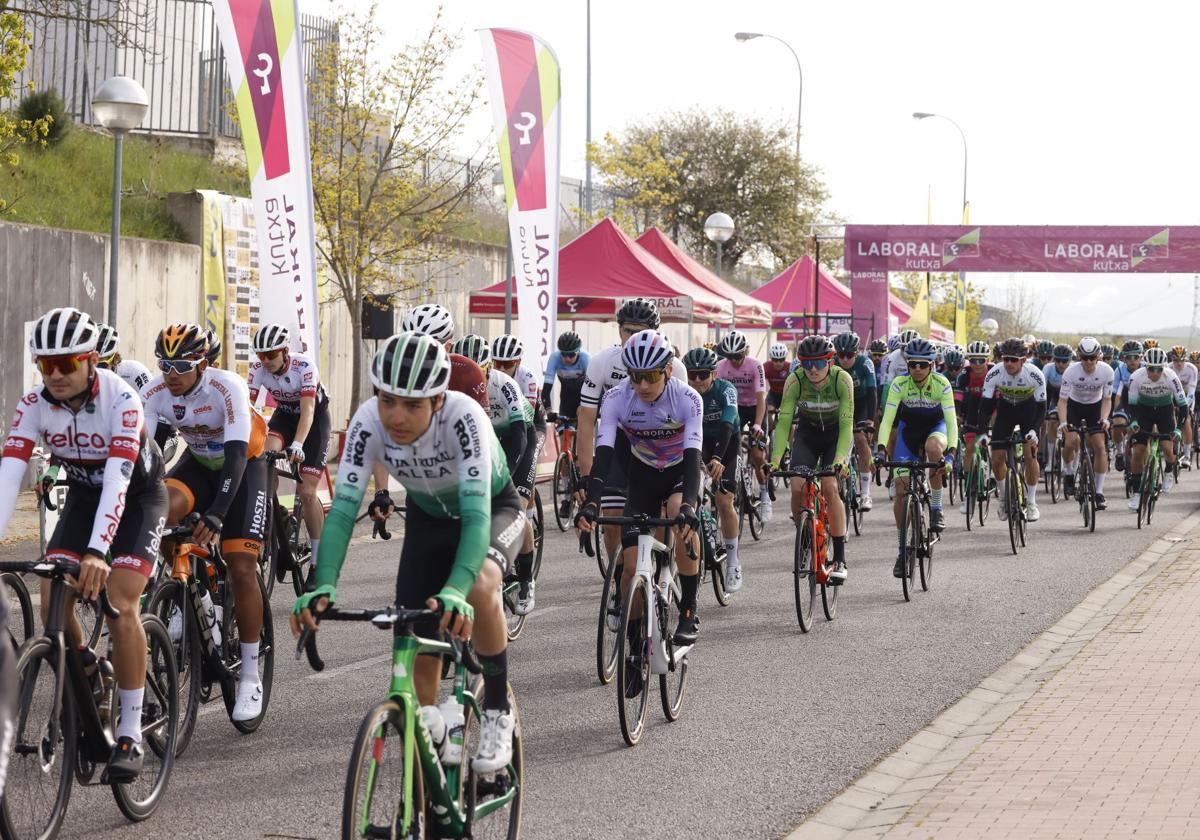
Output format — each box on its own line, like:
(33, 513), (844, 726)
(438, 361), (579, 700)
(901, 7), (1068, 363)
(1007, 471), (1021, 555)
(111, 614), (178, 821)
(3, 572), (34, 647)
(1016, 475), (1028, 548)
(222, 573), (275, 734)
(144, 578), (201, 756)
(616, 575), (651, 746)
(899, 490), (917, 602)
(792, 512), (815, 632)
(843, 474), (861, 538)
(342, 700), (425, 840)
(963, 468), (976, 532)
(502, 575), (526, 642)
(531, 490), (545, 582)
(75, 596), (104, 650)
(0, 637), (76, 840)
(260, 505), (279, 599)
(1047, 442), (1060, 503)
(708, 533), (730, 607)
(463, 681), (523, 840)
(744, 467), (763, 542)
(287, 512), (313, 598)
(821, 548), (839, 622)
(596, 555), (620, 685)
(979, 462), (993, 526)
(919, 500), (934, 592)
(658, 578), (688, 722)
(552, 452), (573, 532)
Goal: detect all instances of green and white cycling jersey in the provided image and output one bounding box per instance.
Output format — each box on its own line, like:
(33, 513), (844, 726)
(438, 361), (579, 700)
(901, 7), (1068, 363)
(314, 391), (512, 599)
(487, 369), (533, 431)
(981, 361), (1046, 405)
(877, 372), (959, 450)
(1127, 366), (1188, 408)
(769, 366), (855, 466)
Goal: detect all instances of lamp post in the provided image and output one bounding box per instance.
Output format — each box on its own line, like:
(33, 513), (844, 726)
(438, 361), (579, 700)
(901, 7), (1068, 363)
(493, 170), (514, 332)
(704, 212), (735, 339)
(735, 32), (802, 162)
(912, 112), (967, 221)
(92, 76), (148, 323)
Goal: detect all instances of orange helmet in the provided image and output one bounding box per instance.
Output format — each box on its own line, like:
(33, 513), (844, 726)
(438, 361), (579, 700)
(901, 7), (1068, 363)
(155, 323), (208, 360)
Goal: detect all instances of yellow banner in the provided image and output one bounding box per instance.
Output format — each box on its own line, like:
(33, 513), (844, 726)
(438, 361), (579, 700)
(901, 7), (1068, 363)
(955, 201), (970, 345)
(198, 189), (226, 365)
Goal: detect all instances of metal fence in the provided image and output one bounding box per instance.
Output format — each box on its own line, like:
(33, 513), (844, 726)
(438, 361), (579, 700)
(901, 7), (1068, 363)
(3, 0), (337, 139)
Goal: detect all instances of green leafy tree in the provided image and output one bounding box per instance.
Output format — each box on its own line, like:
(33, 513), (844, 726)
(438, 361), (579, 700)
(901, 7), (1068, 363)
(586, 131), (683, 235)
(892, 272), (985, 341)
(0, 11), (50, 213)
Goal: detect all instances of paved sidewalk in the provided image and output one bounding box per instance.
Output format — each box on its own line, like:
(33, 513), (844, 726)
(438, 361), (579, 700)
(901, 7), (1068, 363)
(788, 509), (1200, 840)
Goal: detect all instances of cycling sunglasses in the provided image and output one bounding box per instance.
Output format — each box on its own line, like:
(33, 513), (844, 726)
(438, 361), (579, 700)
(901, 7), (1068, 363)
(1078, 354), (1098, 362)
(158, 357), (203, 374)
(561, 352), (578, 361)
(907, 360), (931, 370)
(35, 352), (91, 377)
(1001, 356), (1022, 363)
(800, 358), (829, 371)
(628, 368), (666, 384)
(687, 370), (713, 381)
(97, 354), (117, 369)
(1147, 365), (1164, 373)
(837, 352), (858, 360)
(968, 357), (987, 364)
(256, 349), (283, 362)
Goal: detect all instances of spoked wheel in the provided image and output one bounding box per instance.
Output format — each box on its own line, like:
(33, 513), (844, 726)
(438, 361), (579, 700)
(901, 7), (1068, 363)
(503, 576), (526, 642)
(111, 614), (179, 821)
(901, 492), (919, 602)
(1047, 445), (1060, 503)
(708, 541), (730, 607)
(740, 467), (763, 541)
(1007, 474), (1021, 555)
(75, 597), (105, 650)
(342, 700), (425, 840)
(792, 512), (816, 632)
(616, 575), (651, 746)
(596, 555), (621, 685)
(1016, 482), (1028, 548)
(919, 502), (934, 592)
(532, 490), (545, 582)
(463, 681), (523, 840)
(820, 545), (839, 622)
(287, 513), (313, 597)
(979, 466), (993, 526)
(144, 578), (201, 756)
(658, 579), (687, 722)
(2, 571), (34, 647)
(222, 573), (274, 734)
(0, 637), (76, 840)
(963, 469), (976, 532)
(552, 452), (575, 532)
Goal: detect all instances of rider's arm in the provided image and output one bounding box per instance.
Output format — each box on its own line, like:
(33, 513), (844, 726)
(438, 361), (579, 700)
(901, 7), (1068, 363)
(293, 395), (316, 448)
(0, 392), (41, 540)
(575, 356), (605, 475)
(442, 407), (497, 600)
(769, 373), (800, 465)
(246, 361), (263, 404)
(862, 359), (878, 420)
(834, 370), (854, 465)
(584, 391), (621, 503)
(1057, 374), (1072, 424)
(314, 409), (380, 591)
(754, 361), (767, 428)
(681, 386), (705, 509)
(86, 390), (143, 557)
(976, 367), (999, 426)
(937, 376), (959, 452)
(876, 379), (903, 448)
(714, 382), (738, 455)
(208, 376), (253, 520)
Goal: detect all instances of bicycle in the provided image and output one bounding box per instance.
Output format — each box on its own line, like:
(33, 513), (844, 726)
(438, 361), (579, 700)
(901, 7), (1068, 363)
(501, 489), (542, 642)
(735, 438), (764, 541)
(591, 513), (694, 746)
(35, 461), (104, 650)
(877, 460), (942, 602)
(1066, 424), (1106, 532)
(297, 605), (522, 839)
(774, 466), (841, 631)
(1043, 412), (1062, 503)
(142, 519), (275, 756)
(840, 449), (865, 538)
(698, 478), (731, 607)
(1135, 431), (1176, 529)
(962, 432), (994, 531)
(995, 430), (1030, 555)
(263, 450), (318, 598)
(0, 557), (178, 838)
(549, 417), (580, 533)
(3, 570), (34, 649)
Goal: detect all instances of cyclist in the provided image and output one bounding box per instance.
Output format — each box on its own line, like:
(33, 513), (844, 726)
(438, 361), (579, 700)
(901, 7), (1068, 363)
(834, 331), (878, 511)
(291, 333), (522, 773)
(1057, 337), (1113, 509)
(492, 334), (546, 615)
(875, 338), (957, 576)
(542, 331), (590, 426)
(683, 346), (743, 592)
(768, 335), (853, 583)
(1101, 343), (1117, 370)
(764, 341), (791, 429)
(141, 323), (269, 723)
(1169, 344), (1197, 457)
(577, 330), (703, 651)
(0, 307), (168, 782)
(954, 340), (993, 515)
(401, 304), (489, 411)
(94, 323), (153, 393)
(1042, 343), (1072, 464)
(1127, 346), (1188, 508)
(452, 335), (537, 615)
(880, 328), (921, 390)
(1111, 340), (1143, 472)
(248, 323), (330, 569)
(978, 337), (1047, 523)
(576, 298), (688, 575)
(204, 328), (223, 368)
(715, 330), (770, 519)
(1032, 339), (1055, 371)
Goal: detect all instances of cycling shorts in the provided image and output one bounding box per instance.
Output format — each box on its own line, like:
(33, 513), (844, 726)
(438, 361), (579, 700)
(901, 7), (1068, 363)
(990, 401), (1042, 450)
(701, 432), (740, 494)
(513, 425), (542, 500)
(621, 457), (685, 549)
(266, 403), (332, 477)
(557, 380), (583, 422)
(1130, 404), (1177, 445)
(395, 481), (524, 642)
(788, 423), (840, 471)
(766, 391), (783, 411)
(1065, 399), (1102, 432)
(46, 469), (169, 580)
(167, 452), (268, 551)
(1175, 403), (1191, 428)
(895, 419), (947, 464)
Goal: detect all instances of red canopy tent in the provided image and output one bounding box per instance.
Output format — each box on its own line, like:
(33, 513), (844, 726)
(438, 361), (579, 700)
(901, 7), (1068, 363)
(634, 228), (771, 325)
(469, 217), (732, 323)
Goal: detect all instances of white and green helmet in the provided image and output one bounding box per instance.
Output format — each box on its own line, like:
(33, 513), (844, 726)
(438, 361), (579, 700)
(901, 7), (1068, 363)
(371, 331), (451, 397)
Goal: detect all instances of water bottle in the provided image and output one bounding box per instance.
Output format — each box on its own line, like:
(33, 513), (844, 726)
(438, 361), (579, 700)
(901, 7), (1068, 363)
(699, 506), (724, 563)
(420, 705), (447, 758)
(199, 589), (222, 646)
(438, 697), (465, 765)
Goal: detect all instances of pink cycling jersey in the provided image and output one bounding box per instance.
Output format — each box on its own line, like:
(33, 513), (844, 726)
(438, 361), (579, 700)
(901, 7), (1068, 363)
(715, 357), (766, 407)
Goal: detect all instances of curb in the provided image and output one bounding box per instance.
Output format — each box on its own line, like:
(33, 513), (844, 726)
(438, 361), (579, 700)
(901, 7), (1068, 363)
(784, 507), (1200, 840)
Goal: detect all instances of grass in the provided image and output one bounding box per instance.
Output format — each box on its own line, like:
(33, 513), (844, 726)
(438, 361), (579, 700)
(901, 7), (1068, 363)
(4, 128), (249, 241)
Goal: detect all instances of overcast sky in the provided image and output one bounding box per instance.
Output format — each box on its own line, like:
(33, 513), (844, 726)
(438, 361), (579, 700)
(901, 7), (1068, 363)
(301, 0), (1200, 336)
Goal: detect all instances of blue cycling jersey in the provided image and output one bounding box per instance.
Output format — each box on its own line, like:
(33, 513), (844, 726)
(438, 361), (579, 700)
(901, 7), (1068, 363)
(543, 349), (590, 384)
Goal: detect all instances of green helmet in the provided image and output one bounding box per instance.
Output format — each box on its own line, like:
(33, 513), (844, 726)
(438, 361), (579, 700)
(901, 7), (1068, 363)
(451, 334), (490, 367)
(1120, 340), (1143, 357)
(943, 348), (965, 368)
(682, 346), (719, 371)
(1035, 340), (1055, 358)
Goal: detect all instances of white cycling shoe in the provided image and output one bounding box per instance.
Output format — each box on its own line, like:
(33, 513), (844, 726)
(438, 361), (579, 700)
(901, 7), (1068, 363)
(725, 565), (743, 593)
(472, 708), (515, 773)
(231, 681), (263, 722)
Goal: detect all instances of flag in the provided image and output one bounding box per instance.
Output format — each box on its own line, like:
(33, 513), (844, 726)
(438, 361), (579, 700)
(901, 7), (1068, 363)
(955, 201), (970, 344)
(211, 0), (320, 357)
(903, 273), (932, 336)
(479, 28), (562, 382)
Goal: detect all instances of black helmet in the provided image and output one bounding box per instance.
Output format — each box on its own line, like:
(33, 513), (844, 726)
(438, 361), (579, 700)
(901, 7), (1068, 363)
(682, 346), (719, 371)
(1035, 339), (1055, 358)
(868, 338), (887, 355)
(797, 335), (834, 359)
(833, 331), (860, 355)
(942, 348), (965, 368)
(1121, 340), (1143, 357)
(205, 328), (222, 366)
(997, 337), (1028, 358)
(616, 297), (661, 330)
(1052, 343), (1072, 361)
(557, 331), (582, 353)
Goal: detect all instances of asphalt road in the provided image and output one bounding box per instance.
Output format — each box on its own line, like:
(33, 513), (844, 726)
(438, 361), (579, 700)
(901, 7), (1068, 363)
(7, 473), (1199, 840)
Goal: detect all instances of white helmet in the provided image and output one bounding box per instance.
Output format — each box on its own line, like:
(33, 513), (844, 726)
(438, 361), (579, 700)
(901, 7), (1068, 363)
(95, 323), (120, 358)
(30, 307), (98, 356)
(402, 304), (454, 343)
(252, 323), (290, 353)
(769, 342), (788, 361)
(491, 334), (523, 362)
(717, 330), (749, 357)
(1076, 336), (1101, 358)
(370, 332), (451, 397)
(621, 330), (674, 371)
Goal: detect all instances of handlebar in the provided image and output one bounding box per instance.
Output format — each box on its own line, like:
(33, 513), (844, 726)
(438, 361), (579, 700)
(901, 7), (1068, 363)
(0, 558), (119, 618)
(295, 605), (481, 674)
(875, 460), (947, 471)
(770, 466), (840, 480)
(591, 513), (686, 529)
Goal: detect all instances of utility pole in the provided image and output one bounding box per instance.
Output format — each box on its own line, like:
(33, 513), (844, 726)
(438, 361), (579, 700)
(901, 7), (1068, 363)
(1190, 274), (1199, 348)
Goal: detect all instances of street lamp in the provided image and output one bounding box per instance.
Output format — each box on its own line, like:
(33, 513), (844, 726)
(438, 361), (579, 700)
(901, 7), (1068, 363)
(979, 318), (999, 339)
(493, 170), (514, 333)
(735, 32), (802, 163)
(92, 75), (148, 323)
(912, 112), (968, 221)
(704, 212), (735, 336)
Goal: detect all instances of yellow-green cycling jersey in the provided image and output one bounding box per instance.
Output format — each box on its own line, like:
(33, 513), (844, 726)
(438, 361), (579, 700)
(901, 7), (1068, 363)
(877, 372), (959, 452)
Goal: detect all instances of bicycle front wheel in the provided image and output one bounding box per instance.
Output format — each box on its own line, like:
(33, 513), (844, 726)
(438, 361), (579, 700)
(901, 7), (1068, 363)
(342, 700), (425, 840)
(287, 513), (313, 598)
(144, 578), (201, 756)
(223, 573), (275, 734)
(919, 501), (934, 592)
(792, 512), (816, 632)
(1007, 473), (1021, 555)
(901, 492), (919, 602)
(616, 575), (651, 746)
(0, 637), (76, 840)
(463, 682), (523, 840)
(552, 452), (573, 532)
(2, 571), (34, 646)
(963, 468), (976, 532)
(596, 556), (620, 685)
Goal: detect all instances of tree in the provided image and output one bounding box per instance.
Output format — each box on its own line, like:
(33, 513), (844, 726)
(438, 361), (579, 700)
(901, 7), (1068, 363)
(892, 272), (985, 341)
(309, 3), (484, 416)
(1, 0), (153, 52)
(588, 108), (833, 273)
(995, 280), (1047, 340)
(0, 11), (50, 213)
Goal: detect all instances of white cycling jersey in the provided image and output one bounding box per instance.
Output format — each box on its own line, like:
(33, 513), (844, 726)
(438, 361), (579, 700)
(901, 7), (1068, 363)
(513, 365), (541, 412)
(880, 348), (905, 388)
(142, 367), (266, 468)
(579, 344), (688, 410)
(595, 376), (704, 469)
(1171, 361), (1198, 402)
(247, 352), (327, 412)
(487, 369), (532, 431)
(982, 362), (1047, 404)
(0, 369), (152, 555)
(1058, 361), (1114, 406)
(115, 359), (153, 394)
